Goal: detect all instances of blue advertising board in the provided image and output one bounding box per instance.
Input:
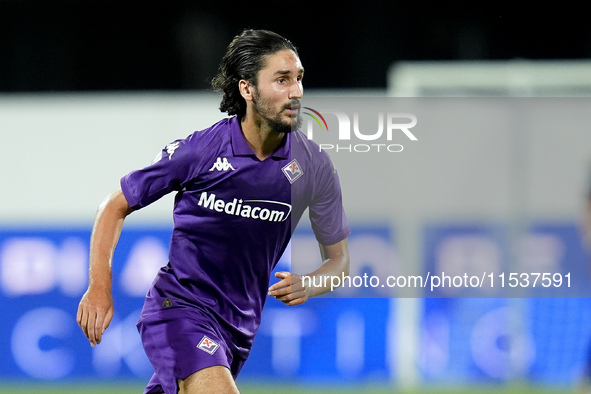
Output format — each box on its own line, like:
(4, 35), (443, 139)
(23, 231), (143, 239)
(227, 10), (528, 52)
(421, 223), (591, 385)
(1, 223), (590, 386)
(0, 226), (394, 384)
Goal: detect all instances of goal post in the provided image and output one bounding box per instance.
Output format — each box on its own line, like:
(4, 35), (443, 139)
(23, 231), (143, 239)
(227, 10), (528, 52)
(387, 59), (591, 388)
(388, 59), (591, 97)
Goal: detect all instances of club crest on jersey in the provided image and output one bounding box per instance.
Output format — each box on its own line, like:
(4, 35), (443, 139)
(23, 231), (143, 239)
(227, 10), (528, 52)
(209, 157), (236, 172)
(197, 335), (220, 355)
(282, 159), (303, 183)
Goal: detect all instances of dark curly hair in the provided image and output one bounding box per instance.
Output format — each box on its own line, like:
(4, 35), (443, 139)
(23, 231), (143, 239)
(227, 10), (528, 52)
(211, 29), (298, 118)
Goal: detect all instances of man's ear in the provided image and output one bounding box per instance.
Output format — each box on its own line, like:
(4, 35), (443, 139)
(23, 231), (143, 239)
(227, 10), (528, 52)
(239, 80), (254, 102)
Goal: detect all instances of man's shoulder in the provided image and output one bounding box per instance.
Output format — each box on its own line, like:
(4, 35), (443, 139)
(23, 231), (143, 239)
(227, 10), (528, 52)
(158, 116), (235, 166)
(186, 116), (236, 145)
(291, 129), (333, 167)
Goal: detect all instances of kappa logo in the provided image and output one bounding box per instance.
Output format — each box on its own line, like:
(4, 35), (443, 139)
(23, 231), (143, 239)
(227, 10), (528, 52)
(282, 159), (303, 184)
(166, 142), (180, 160)
(209, 157), (236, 172)
(197, 335), (220, 355)
(148, 141), (179, 165)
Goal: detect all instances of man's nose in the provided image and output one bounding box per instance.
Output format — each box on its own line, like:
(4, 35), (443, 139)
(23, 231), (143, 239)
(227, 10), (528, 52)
(289, 81), (303, 99)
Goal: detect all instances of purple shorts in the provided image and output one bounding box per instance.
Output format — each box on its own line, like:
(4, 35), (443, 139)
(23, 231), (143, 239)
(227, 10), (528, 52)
(137, 304), (246, 394)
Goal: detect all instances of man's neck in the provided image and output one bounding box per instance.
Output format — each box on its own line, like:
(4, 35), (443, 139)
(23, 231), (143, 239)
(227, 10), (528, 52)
(240, 114), (285, 161)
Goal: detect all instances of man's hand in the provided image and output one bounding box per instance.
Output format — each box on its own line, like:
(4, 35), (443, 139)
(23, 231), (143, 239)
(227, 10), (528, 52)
(76, 287), (114, 347)
(268, 271), (308, 306)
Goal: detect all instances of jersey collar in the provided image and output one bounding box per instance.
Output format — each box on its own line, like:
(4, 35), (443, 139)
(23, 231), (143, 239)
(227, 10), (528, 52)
(230, 116), (290, 160)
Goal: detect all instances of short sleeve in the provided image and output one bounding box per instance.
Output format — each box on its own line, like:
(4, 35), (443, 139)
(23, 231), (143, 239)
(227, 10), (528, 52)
(120, 138), (194, 210)
(308, 161), (350, 246)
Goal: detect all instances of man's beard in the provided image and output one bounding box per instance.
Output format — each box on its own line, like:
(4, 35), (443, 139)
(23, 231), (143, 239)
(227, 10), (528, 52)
(253, 92), (302, 134)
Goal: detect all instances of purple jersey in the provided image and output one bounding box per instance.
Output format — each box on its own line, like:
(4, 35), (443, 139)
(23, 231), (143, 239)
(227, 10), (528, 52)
(121, 116), (349, 354)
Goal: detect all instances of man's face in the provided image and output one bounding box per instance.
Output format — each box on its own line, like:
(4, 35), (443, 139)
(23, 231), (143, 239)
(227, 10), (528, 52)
(252, 49), (304, 133)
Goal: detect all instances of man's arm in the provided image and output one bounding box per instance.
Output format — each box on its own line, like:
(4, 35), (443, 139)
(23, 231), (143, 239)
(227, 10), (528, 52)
(268, 238), (349, 306)
(76, 188), (133, 347)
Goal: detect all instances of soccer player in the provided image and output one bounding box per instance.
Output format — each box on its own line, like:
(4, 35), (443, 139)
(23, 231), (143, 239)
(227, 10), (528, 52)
(76, 29), (350, 394)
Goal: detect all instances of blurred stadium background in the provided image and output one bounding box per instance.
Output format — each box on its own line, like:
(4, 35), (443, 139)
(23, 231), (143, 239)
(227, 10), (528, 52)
(2, 2), (591, 393)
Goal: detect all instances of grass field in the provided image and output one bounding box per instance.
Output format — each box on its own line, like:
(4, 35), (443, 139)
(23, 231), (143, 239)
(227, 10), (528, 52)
(0, 382), (578, 394)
